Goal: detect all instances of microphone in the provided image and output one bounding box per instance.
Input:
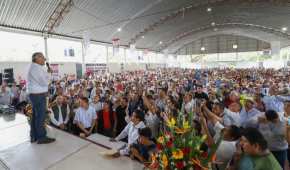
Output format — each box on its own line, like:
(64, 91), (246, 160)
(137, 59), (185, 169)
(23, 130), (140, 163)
(46, 62), (52, 73)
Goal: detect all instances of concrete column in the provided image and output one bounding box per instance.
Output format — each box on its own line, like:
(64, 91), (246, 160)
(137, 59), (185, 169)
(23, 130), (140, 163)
(81, 42), (86, 75)
(106, 46), (109, 72)
(271, 41), (281, 60)
(44, 36), (49, 61)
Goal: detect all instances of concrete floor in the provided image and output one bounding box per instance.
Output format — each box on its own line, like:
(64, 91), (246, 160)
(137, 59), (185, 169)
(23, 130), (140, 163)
(0, 113), (142, 170)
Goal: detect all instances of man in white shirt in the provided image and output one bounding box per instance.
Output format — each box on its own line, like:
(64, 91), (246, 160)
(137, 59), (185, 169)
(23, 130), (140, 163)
(263, 85), (290, 114)
(74, 97), (97, 137)
(239, 99), (262, 128)
(27, 52), (55, 144)
(223, 102), (241, 127)
(201, 105), (241, 169)
(111, 109), (146, 156)
(49, 96), (70, 131)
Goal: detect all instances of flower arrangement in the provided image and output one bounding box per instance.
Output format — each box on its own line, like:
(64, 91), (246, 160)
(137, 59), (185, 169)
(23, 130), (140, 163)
(148, 111), (221, 170)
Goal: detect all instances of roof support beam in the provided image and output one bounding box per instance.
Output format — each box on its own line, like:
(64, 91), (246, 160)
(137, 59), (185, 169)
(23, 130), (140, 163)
(159, 23), (290, 52)
(43, 0), (74, 33)
(129, 0), (289, 44)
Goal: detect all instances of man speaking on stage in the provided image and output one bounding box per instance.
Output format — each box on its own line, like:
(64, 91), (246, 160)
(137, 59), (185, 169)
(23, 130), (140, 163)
(27, 52), (55, 144)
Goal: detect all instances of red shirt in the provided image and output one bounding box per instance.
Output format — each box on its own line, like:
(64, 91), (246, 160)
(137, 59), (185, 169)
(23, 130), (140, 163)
(103, 111), (111, 129)
(115, 83), (123, 92)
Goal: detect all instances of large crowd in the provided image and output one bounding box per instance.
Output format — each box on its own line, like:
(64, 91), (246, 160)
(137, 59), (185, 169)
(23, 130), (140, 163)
(0, 68), (290, 170)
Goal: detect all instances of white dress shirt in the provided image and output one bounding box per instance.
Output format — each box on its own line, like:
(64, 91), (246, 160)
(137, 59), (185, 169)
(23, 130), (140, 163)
(262, 95), (290, 113)
(223, 108), (241, 127)
(239, 107), (262, 128)
(74, 106), (97, 128)
(27, 63), (51, 94)
(115, 121), (146, 155)
(145, 111), (160, 138)
(90, 102), (103, 113)
(49, 105), (70, 126)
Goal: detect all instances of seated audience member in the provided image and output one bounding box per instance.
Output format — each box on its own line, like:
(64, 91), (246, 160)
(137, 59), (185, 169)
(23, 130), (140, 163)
(228, 127), (282, 170)
(16, 85), (29, 111)
(97, 101), (116, 137)
(74, 97), (97, 137)
(0, 84), (12, 105)
(130, 127), (156, 163)
(49, 96), (70, 131)
(50, 85), (63, 102)
(11, 82), (20, 106)
(258, 110), (288, 169)
(111, 109), (146, 156)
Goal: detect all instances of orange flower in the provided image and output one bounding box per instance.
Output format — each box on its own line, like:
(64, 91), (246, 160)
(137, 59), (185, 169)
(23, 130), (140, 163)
(190, 158), (209, 170)
(162, 154), (168, 168)
(175, 127), (190, 134)
(157, 136), (165, 144)
(172, 149), (184, 159)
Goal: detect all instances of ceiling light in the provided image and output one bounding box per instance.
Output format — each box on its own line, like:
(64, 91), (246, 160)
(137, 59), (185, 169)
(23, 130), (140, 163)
(130, 44), (136, 49)
(211, 22), (215, 26)
(233, 44), (238, 49)
(201, 47), (205, 51)
(207, 7), (212, 12)
(117, 28), (122, 32)
(141, 36), (145, 39)
(282, 27), (287, 32)
(159, 41), (163, 44)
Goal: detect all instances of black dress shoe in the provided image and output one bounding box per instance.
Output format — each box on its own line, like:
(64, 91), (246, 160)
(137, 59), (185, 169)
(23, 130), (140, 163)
(37, 137), (56, 144)
(30, 138), (37, 143)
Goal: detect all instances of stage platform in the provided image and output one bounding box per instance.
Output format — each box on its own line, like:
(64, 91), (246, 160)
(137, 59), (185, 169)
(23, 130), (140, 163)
(0, 113), (142, 170)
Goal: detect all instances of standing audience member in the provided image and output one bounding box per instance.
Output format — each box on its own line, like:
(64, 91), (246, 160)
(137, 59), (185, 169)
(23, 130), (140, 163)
(228, 128), (282, 170)
(258, 110), (288, 169)
(97, 101), (116, 137)
(115, 97), (128, 136)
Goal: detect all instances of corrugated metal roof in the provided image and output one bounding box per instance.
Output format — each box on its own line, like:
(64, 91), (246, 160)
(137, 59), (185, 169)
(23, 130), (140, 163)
(0, 0), (60, 31)
(0, 0), (290, 54)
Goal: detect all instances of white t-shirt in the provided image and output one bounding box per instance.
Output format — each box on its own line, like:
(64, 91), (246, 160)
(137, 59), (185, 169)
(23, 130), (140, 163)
(213, 121), (237, 168)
